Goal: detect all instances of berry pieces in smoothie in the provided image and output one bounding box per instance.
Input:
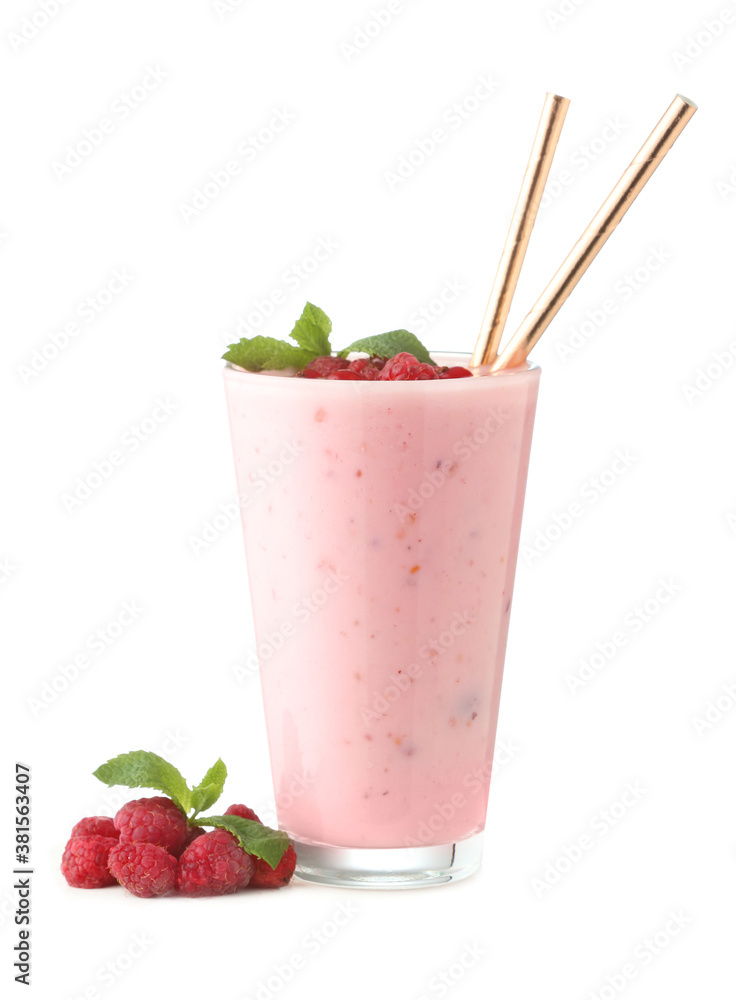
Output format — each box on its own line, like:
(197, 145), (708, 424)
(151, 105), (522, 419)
(347, 356), (386, 379)
(379, 352), (439, 381)
(302, 356), (350, 378)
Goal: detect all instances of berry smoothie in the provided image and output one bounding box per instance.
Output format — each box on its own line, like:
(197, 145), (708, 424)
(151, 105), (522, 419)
(224, 356), (539, 853)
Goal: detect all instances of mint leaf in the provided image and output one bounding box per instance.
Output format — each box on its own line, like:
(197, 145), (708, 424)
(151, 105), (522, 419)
(339, 330), (435, 364)
(189, 758), (227, 817)
(223, 336), (316, 372)
(289, 302), (332, 356)
(93, 751), (192, 815)
(196, 814), (290, 869)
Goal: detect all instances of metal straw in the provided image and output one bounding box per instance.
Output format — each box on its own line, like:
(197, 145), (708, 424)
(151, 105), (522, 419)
(491, 94), (698, 371)
(471, 92), (570, 367)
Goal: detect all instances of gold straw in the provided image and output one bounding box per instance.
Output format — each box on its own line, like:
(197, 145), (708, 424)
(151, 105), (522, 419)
(491, 94), (698, 371)
(471, 92), (570, 367)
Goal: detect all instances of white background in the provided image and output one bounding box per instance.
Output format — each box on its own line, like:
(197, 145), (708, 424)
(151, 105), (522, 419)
(3, 0), (735, 997)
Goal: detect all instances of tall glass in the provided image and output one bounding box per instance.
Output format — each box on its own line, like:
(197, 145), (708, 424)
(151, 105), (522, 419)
(223, 354), (540, 887)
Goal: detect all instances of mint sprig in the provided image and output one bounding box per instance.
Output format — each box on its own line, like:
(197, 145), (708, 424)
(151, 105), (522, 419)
(339, 330), (435, 364)
(223, 336), (315, 372)
(289, 302), (332, 355)
(223, 303), (333, 372)
(93, 751), (194, 816)
(194, 815), (290, 870)
(189, 758), (228, 816)
(92, 750), (290, 868)
(222, 304), (436, 371)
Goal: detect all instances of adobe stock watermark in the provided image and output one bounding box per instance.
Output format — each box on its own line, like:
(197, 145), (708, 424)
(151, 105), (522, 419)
(405, 737), (520, 849)
(178, 108), (296, 223)
(360, 610), (477, 723)
(671, 3), (736, 72)
(394, 407), (510, 525)
(680, 339), (736, 403)
(251, 772), (316, 829)
(716, 162), (736, 202)
(211, 0), (247, 20)
(531, 781), (648, 897)
(340, 0), (418, 62)
(406, 278), (467, 335)
(691, 681), (736, 737)
(231, 648), (260, 686)
(67, 933), (154, 1000)
(61, 398), (177, 513)
(220, 236), (339, 344)
(544, 0), (591, 30)
(383, 74), (501, 192)
(413, 943), (487, 1000)
(522, 449), (638, 565)
(234, 570), (348, 677)
(7, 0), (73, 52)
(539, 116), (628, 212)
(51, 67), (169, 180)
(554, 246), (672, 361)
(27, 601), (144, 717)
(585, 910), (691, 1000)
(242, 902), (358, 1000)
(564, 577), (682, 695)
(0, 557), (18, 586)
(188, 440), (303, 555)
(17, 268), (134, 385)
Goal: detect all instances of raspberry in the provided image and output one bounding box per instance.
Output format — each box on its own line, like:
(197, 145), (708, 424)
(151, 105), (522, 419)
(348, 356), (386, 380)
(302, 356), (350, 379)
(379, 352), (439, 381)
(61, 836), (118, 889)
(438, 366), (473, 379)
(114, 796), (189, 855)
(71, 816), (119, 840)
(108, 842), (178, 898)
(176, 829), (254, 896)
(224, 803), (262, 823)
(249, 844), (297, 889)
(179, 826), (205, 854)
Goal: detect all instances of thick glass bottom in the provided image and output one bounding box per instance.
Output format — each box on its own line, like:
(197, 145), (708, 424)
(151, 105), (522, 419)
(293, 831), (483, 889)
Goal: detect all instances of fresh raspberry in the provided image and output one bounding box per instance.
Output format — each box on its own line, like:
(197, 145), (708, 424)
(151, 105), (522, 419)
(71, 816), (119, 840)
(108, 842), (178, 898)
(61, 836), (118, 889)
(379, 352), (439, 381)
(224, 804), (262, 823)
(438, 366), (473, 379)
(302, 356), (350, 379)
(176, 829), (254, 896)
(348, 356), (386, 380)
(249, 844), (297, 889)
(114, 796), (189, 855)
(179, 826), (205, 854)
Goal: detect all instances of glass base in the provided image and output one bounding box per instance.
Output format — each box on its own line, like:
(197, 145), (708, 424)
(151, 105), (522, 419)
(293, 831), (483, 889)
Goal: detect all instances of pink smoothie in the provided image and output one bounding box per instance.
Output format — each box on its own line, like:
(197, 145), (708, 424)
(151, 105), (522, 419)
(224, 357), (540, 850)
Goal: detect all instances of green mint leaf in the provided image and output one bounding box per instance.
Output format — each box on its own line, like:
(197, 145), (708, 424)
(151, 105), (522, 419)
(93, 751), (191, 815)
(289, 302), (332, 356)
(339, 330), (435, 364)
(222, 336), (316, 372)
(189, 758), (227, 817)
(196, 814), (290, 869)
